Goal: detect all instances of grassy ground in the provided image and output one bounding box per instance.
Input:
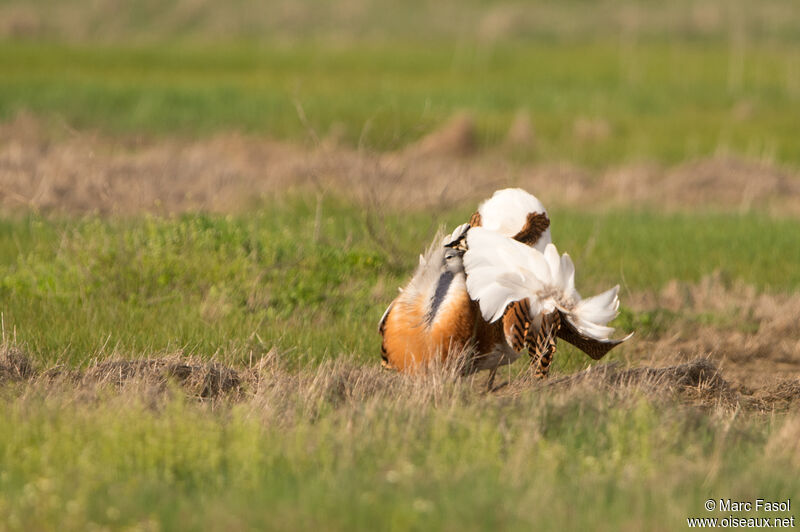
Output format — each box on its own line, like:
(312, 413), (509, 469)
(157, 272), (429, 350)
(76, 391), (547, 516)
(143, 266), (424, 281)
(2, 200), (799, 366)
(2, 1), (800, 529)
(1, 359), (798, 532)
(1, 199), (799, 530)
(2, 41), (800, 165)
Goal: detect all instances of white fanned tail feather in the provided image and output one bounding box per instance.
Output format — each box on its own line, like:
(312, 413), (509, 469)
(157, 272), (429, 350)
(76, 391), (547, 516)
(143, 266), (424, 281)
(464, 227), (628, 343)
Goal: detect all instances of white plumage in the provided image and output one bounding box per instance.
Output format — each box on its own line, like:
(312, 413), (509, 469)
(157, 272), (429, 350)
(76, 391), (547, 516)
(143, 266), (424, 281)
(464, 227), (630, 344)
(477, 188), (552, 252)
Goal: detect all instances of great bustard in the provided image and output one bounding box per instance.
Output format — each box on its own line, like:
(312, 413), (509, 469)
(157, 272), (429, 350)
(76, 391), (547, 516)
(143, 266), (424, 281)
(379, 188), (632, 385)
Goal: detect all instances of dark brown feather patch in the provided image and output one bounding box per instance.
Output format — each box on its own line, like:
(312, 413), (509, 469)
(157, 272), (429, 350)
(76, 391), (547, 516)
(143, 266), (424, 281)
(513, 212), (550, 247)
(469, 211), (482, 227)
(556, 311), (627, 360)
(378, 302), (393, 365)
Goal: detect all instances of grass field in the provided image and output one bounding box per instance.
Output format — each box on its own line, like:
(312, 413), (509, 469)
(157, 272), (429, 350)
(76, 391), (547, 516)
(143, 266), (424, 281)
(1, 204), (800, 366)
(2, 1), (800, 530)
(0, 360), (797, 532)
(2, 41), (800, 166)
(2, 196), (799, 531)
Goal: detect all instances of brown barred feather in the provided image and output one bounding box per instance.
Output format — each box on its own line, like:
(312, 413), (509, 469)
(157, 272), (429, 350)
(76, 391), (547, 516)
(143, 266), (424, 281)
(502, 299), (531, 352)
(468, 300), (517, 374)
(527, 312), (561, 379)
(512, 212), (550, 247)
(469, 211), (482, 227)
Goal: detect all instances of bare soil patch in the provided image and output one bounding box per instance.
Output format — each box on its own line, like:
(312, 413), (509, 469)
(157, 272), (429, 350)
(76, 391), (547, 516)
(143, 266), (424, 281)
(2, 114), (800, 216)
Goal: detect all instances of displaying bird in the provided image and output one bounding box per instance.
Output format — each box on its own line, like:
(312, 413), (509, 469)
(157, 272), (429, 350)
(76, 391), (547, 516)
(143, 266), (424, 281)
(378, 187), (632, 385)
(380, 188), (553, 375)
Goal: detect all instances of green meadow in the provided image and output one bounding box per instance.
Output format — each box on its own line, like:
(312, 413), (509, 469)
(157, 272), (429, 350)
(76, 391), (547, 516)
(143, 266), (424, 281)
(2, 0), (800, 529)
(2, 201), (800, 530)
(1, 40), (799, 165)
(1, 204), (800, 366)
(1, 373), (797, 532)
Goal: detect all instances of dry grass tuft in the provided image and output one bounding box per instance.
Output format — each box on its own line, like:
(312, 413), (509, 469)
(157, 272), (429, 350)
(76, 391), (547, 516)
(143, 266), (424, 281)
(627, 274), (800, 389)
(2, 341), (796, 413)
(0, 345), (35, 383)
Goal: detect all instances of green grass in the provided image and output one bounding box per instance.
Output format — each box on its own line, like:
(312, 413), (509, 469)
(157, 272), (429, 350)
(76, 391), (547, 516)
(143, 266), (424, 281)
(1, 198), (799, 366)
(5, 0), (800, 46)
(1, 193), (798, 532)
(0, 373), (798, 532)
(2, 41), (800, 166)
(2, 3), (800, 526)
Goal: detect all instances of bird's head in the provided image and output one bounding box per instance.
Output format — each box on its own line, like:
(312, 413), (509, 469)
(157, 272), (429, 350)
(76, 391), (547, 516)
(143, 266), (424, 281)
(442, 247), (465, 273)
(443, 222), (470, 252)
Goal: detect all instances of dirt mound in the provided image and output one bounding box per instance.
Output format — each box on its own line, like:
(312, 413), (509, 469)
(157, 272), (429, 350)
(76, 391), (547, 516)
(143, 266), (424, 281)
(741, 379), (800, 411)
(518, 156), (800, 214)
(597, 156), (800, 212)
(82, 358), (244, 398)
(545, 358), (738, 407)
(663, 156), (800, 210)
(3, 348), (245, 399)
(407, 112), (477, 158)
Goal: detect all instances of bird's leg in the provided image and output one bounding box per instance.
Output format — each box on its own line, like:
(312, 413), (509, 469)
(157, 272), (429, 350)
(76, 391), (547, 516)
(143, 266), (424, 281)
(486, 367), (498, 392)
(527, 311), (561, 380)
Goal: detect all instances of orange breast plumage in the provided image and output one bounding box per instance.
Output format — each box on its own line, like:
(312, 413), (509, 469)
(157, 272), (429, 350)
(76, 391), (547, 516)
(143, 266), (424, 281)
(381, 268), (477, 372)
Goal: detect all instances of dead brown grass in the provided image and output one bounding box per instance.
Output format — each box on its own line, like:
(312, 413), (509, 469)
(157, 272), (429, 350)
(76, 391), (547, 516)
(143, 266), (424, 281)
(2, 114), (800, 216)
(626, 274), (800, 391)
(543, 358), (738, 409)
(405, 112), (477, 158)
(1, 338), (796, 412)
(0, 346), (34, 382)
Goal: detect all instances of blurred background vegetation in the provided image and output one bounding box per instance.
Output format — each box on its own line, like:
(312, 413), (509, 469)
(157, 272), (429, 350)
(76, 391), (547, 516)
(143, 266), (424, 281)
(1, 0), (799, 165)
(1, 4), (800, 530)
